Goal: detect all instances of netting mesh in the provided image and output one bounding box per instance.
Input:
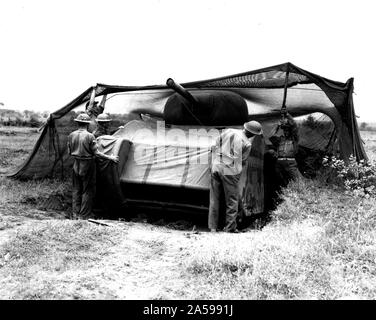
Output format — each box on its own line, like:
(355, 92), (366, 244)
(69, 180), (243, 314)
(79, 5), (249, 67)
(193, 71), (310, 88)
(9, 62), (366, 180)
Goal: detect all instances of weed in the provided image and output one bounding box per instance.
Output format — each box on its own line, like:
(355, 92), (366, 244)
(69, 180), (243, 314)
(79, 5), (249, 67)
(322, 155), (376, 198)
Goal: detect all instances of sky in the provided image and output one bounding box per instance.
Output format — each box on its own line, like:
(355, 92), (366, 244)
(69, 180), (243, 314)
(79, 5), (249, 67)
(0, 0), (375, 122)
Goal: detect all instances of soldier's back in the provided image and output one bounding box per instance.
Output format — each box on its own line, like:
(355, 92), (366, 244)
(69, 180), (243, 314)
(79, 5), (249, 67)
(68, 129), (96, 159)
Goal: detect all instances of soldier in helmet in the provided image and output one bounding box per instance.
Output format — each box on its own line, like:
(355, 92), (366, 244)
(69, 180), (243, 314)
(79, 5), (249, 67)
(93, 113), (112, 138)
(208, 120), (263, 233)
(67, 113), (119, 220)
(86, 94), (107, 133)
(269, 110), (301, 188)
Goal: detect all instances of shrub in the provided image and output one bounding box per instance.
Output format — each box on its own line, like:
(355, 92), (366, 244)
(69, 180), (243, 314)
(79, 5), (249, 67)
(322, 155), (376, 198)
(29, 114), (42, 127)
(302, 114), (319, 130)
(360, 122), (368, 131)
(0, 110), (44, 127)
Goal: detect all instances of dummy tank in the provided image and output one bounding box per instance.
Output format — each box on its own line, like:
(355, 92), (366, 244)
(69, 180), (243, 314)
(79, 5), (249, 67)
(95, 79), (265, 220)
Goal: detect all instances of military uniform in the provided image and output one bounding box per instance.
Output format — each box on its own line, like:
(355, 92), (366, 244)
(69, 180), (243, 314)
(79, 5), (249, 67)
(275, 136), (300, 187)
(67, 128), (98, 219)
(208, 128), (254, 232)
(270, 114), (301, 187)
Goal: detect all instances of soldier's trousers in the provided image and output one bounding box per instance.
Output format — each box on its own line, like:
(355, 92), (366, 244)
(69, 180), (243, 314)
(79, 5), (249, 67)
(275, 159), (300, 188)
(208, 171), (241, 232)
(72, 158), (96, 219)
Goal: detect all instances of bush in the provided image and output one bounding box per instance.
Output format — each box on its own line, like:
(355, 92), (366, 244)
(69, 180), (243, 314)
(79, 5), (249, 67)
(302, 115), (319, 130)
(322, 155), (376, 198)
(360, 122), (368, 131)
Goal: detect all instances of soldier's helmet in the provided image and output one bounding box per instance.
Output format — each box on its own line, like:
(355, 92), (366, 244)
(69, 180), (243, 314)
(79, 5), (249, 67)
(244, 120), (263, 135)
(96, 113), (112, 122)
(74, 113), (91, 123)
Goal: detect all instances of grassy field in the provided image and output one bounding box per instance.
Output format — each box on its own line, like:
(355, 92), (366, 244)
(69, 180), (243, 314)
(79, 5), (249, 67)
(0, 126), (40, 175)
(0, 126), (376, 299)
(362, 130), (376, 161)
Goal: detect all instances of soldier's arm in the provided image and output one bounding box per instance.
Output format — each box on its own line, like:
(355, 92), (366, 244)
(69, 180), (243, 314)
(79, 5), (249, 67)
(67, 135), (71, 155)
(209, 134), (220, 153)
(241, 139), (253, 165)
(94, 149), (119, 163)
(99, 94), (107, 109)
(90, 137), (119, 163)
(86, 88), (96, 116)
(286, 113), (299, 143)
(269, 134), (281, 149)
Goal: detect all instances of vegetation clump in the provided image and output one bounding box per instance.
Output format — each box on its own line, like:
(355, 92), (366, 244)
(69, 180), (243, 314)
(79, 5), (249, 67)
(322, 155), (376, 198)
(0, 109), (48, 127)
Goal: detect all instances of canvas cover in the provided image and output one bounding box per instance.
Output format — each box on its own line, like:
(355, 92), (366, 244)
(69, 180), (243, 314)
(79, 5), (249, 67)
(94, 120), (264, 215)
(9, 62), (366, 180)
(117, 120), (213, 189)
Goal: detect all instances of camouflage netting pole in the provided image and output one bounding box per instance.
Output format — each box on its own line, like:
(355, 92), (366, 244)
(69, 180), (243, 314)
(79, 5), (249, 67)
(281, 63), (290, 115)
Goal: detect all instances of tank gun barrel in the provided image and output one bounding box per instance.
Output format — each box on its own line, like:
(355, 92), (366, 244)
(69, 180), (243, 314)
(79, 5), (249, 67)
(166, 78), (198, 106)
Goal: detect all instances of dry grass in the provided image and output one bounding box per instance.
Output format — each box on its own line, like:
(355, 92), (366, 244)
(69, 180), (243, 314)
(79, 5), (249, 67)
(1, 177), (376, 299)
(0, 176), (69, 205)
(182, 178), (376, 300)
(0, 126), (71, 221)
(361, 130), (376, 162)
(0, 126), (39, 174)
(0, 176), (71, 231)
(0, 220), (125, 299)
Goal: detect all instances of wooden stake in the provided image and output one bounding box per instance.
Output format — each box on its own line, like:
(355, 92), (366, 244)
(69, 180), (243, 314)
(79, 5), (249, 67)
(88, 219), (111, 227)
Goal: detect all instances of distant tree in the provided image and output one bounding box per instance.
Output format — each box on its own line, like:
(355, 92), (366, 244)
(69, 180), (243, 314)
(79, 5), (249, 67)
(41, 111), (50, 118)
(23, 110), (32, 117)
(29, 113), (42, 127)
(360, 122), (368, 130)
(303, 114), (319, 130)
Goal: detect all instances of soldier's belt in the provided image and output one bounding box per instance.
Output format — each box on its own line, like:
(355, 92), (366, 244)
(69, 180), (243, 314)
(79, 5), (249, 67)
(73, 156), (95, 160)
(277, 157), (295, 161)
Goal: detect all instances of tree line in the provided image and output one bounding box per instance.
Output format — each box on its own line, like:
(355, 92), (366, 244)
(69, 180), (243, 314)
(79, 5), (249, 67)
(0, 109), (49, 127)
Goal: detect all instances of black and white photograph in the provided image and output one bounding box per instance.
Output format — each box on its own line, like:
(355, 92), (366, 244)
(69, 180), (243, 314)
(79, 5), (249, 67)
(0, 0), (375, 309)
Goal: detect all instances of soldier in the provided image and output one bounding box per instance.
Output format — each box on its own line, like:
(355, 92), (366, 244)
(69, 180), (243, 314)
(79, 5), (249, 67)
(93, 113), (112, 138)
(86, 94), (107, 119)
(86, 94), (107, 133)
(208, 120), (263, 233)
(269, 111), (301, 188)
(67, 113), (119, 219)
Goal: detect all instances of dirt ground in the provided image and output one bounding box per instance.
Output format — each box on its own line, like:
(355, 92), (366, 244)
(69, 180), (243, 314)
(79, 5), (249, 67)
(0, 218), (219, 299)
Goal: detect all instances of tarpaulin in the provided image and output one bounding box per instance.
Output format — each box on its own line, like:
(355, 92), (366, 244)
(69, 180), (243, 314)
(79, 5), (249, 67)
(96, 120), (264, 214)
